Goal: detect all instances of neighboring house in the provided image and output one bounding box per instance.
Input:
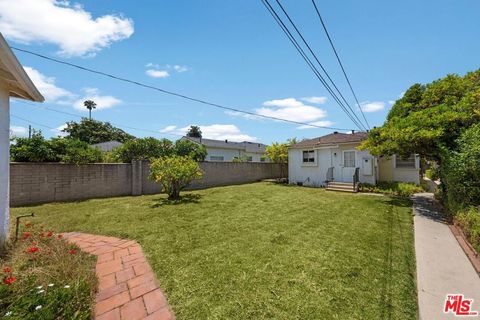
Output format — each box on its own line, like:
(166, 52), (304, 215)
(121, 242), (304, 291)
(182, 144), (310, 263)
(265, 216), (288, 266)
(91, 141), (123, 152)
(0, 33), (44, 248)
(183, 137), (269, 162)
(288, 131), (420, 191)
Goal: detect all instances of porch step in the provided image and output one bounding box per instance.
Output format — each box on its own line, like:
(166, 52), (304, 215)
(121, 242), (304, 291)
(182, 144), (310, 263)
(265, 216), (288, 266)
(326, 181), (357, 193)
(325, 187), (357, 193)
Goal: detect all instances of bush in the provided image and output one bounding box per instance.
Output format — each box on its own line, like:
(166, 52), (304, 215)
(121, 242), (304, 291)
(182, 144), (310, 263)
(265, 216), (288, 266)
(442, 123), (480, 212)
(173, 139), (207, 162)
(456, 208), (480, 253)
(110, 137), (173, 163)
(358, 181), (424, 197)
(149, 155), (203, 200)
(0, 223), (96, 319)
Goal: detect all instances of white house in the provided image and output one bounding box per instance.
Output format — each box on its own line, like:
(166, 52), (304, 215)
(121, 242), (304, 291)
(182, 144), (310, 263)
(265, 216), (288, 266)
(0, 33), (44, 249)
(184, 137), (270, 162)
(288, 131), (420, 191)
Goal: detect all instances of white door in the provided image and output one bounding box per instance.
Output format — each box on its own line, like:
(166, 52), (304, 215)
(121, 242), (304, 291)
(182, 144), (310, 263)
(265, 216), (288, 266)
(342, 150), (356, 182)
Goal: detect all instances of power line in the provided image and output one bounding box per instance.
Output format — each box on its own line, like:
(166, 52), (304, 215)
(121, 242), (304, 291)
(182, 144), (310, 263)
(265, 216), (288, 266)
(270, 0), (367, 131)
(11, 46), (353, 132)
(311, 0), (370, 129)
(13, 100), (186, 139)
(11, 114), (55, 130)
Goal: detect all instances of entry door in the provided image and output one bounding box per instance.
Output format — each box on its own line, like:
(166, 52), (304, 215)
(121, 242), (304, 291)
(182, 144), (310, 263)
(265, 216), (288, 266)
(342, 150), (356, 182)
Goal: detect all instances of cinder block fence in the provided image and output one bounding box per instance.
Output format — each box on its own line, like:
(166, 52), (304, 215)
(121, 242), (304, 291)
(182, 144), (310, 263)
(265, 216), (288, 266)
(10, 161), (286, 206)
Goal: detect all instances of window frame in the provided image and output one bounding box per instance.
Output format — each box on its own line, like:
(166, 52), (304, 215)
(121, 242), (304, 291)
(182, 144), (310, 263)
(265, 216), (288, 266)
(302, 150), (316, 164)
(209, 155), (224, 162)
(343, 150), (356, 168)
(395, 154), (416, 169)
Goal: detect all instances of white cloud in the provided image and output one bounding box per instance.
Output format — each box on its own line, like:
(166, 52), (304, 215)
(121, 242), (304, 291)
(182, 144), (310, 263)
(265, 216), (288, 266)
(73, 88), (122, 111)
(173, 65), (188, 73)
(359, 101), (385, 113)
(159, 124), (257, 142)
(0, 0), (134, 57)
(224, 110), (261, 120)
(297, 120), (335, 130)
(10, 126), (28, 137)
(388, 100), (395, 105)
(257, 98), (327, 122)
(51, 124), (68, 137)
(23, 66), (73, 102)
(159, 125), (177, 133)
(146, 69), (170, 78)
(301, 96), (327, 104)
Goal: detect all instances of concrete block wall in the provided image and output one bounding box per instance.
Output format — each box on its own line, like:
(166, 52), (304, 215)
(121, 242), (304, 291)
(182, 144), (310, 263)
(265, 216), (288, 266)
(10, 162), (286, 206)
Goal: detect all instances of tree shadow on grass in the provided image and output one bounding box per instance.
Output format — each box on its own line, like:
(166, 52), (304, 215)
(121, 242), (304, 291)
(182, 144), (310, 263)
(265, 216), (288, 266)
(150, 193), (202, 208)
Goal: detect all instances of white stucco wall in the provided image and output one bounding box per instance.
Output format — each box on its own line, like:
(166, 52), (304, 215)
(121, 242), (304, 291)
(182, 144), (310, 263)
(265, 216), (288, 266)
(288, 144), (376, 186)
(0, 84), (10, 247)
(205, 147), (267, 162)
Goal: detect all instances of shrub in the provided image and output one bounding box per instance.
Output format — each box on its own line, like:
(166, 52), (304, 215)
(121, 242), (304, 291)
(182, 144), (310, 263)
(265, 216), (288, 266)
(149, 155), (203, 200)
(173, 139), (207, 162)
(359, 181), (424, 197)
(0, 223), (96, 319)
(10, 131), (56, 162)
(111, 137), (173, 163)
(51, 139), (103, 165)
(456, 208), (480, 253)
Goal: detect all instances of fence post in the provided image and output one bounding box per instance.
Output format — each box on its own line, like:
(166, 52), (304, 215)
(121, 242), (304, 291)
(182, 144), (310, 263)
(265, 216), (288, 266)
(131, 160), (143, 196)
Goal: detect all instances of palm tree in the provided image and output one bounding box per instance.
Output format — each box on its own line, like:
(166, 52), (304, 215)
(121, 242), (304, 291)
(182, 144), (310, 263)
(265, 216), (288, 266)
(84, 100), (97, 120)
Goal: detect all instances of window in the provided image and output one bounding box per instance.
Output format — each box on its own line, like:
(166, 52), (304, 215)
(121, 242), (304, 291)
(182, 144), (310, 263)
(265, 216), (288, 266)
(343, 151), (356, 167)
(396, 154), (416, 168)
(246, 156), (253, 162)
(302, 150), (315, 163)
(210, 156), (224, 161)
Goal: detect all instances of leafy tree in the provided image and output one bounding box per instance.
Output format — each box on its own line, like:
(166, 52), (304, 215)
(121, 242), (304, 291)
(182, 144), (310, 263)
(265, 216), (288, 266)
(51, 138), (103, 164)
(149, 155), (203, 200)
(360, 70), (480, 162)
(62, 118), (135, 144)
(10, 131), (56, 162)
(174, 139), (207, 161)
(84, 100), (97, 120)
(186, 125), (202, 138)
(111, 137), (173, 163)
(265, 139), (297, 164)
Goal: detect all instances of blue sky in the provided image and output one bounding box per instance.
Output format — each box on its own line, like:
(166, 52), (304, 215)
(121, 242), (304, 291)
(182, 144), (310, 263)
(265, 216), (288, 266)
(3, 0), (480, 144)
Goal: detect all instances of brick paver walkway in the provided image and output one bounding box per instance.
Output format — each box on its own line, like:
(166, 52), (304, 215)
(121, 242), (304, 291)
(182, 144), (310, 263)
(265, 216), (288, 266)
(62, 232), (175, 320)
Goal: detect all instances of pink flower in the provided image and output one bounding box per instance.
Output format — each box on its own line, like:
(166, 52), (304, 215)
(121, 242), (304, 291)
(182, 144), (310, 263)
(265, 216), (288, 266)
(22, 232), (31, 240)
(46, 231), (53, 237)
(68, 249), (77, 255)
(2, 267), (11, 273)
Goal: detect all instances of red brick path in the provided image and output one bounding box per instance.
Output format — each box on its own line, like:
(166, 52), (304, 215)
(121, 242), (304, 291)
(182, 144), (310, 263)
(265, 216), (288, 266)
(63, 232), (175, 320)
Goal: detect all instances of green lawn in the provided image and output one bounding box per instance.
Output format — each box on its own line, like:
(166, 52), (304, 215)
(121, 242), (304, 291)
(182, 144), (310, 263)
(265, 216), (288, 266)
(12, 182), (417, 319)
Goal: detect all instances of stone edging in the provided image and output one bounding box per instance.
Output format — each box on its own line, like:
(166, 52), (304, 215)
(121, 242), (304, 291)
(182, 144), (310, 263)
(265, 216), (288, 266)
(449, 224), (480, 275)
(62, 232), (175, 320)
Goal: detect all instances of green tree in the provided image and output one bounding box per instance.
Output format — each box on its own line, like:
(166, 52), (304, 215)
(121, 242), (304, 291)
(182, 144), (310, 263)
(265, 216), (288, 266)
(10, 131), (56, 162)
(174, 139), (207, 161)
(186, 125), (202, 138)
(149, 155), (203, 200)
(360, 70), (480, 162)
(111, 137), (173, 163)
(62, 118), (135, 144)
(50, 138), (103, 164)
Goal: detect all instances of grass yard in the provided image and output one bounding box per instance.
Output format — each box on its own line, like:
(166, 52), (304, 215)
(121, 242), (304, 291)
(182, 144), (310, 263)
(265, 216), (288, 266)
(11, 182), (417, 319)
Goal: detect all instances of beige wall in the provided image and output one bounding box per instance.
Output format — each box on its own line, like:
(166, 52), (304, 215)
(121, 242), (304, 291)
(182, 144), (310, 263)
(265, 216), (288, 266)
(10, 162), (286, 206)
(378, 155), (420, 185)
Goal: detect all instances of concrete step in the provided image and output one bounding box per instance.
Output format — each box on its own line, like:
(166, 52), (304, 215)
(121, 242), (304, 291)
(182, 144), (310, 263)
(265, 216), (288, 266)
(325, 187), (357, 193)
(327, 181), (354, 186)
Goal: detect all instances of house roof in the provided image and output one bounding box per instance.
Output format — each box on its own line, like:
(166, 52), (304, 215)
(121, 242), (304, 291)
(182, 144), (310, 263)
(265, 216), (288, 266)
(184, 137), (267, 153)
(0, 33), (44, 102)
(91, 141), (123, 152)
(289, 131), (368, 149)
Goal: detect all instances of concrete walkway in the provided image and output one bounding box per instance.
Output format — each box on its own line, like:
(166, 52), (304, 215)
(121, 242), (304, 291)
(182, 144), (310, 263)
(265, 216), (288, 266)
(413, 193), (480, 319)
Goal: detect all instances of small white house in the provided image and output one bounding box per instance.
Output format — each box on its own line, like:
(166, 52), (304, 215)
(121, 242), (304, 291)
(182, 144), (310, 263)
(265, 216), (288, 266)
(0, 33), (44, 248)
(184, 137), (269, 162)
(288, 132), (420, 190)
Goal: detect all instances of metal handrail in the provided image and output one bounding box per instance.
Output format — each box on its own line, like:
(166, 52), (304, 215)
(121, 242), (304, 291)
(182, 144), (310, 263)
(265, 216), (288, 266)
(326, 167), (334, 183)
(353, 167), (360, 191)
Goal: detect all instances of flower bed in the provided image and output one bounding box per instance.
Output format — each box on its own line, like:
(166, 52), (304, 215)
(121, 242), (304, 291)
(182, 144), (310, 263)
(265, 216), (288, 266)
(358, 181), (424, 197)
(0, 222), (96, 319)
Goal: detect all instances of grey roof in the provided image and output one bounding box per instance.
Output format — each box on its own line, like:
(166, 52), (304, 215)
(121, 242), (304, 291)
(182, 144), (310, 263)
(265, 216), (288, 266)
(184, 137), (267, 153)
(290, 132), (368, 149)
(91, 141), (123, 152)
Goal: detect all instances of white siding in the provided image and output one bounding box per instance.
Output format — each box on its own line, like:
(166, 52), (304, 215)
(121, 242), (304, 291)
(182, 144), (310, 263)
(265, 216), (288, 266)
(378, 155), (421, 185)
(205, 147), (267, 162)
